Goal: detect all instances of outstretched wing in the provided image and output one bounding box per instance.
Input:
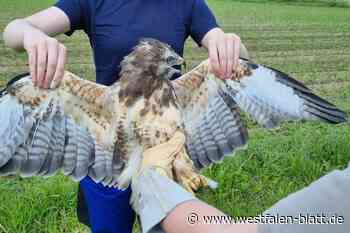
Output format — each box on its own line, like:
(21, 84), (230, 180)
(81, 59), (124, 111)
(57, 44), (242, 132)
(226, 59), (348, 128)
(0, 72), (124, 187)
(173, 59), (347, 170)
(172, 61), (249, 170)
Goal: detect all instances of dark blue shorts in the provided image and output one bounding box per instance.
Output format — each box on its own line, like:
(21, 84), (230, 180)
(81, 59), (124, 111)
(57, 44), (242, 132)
(77, 176), (135, 233)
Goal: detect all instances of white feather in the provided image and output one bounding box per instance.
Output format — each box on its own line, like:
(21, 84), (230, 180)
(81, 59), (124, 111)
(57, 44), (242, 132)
(117, 145), (143, 189)
(240, 66), (304, 117)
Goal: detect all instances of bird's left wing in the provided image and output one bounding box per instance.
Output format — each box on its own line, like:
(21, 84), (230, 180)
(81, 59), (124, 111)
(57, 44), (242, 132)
(172, 59), (348, 170)
(172, 60), (249, 170)
(0, 72), (124, 186)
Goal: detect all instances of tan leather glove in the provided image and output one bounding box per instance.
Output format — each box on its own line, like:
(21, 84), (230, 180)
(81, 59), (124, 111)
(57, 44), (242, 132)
(138, 131), (185, 179)
(138, 130), (210, 193)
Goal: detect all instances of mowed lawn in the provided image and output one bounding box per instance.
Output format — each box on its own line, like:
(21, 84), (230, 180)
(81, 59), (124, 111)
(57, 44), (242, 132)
(0, 1), (350, 232)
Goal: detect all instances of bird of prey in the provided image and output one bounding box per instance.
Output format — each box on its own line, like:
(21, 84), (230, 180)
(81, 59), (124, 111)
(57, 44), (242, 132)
(0, 38), (347, 192)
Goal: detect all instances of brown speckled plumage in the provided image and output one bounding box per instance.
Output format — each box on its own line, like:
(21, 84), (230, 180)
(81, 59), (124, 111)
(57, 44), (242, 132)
(4, 39), (185, 188)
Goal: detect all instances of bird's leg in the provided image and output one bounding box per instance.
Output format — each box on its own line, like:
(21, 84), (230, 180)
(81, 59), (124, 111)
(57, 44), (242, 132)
(172, 148), (209, 193)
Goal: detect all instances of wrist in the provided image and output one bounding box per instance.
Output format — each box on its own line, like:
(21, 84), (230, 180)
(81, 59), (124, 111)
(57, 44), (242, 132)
(3, 19), (38, 51)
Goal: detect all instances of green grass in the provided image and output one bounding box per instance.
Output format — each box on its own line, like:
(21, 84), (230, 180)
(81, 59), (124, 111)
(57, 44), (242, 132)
(1, 0), (350, 232)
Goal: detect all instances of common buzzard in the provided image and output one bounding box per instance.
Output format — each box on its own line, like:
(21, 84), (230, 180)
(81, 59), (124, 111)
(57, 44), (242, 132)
(0, 39), (347, 191)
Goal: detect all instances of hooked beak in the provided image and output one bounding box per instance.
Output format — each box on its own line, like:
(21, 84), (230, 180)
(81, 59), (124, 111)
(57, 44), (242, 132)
(176, 56), (185, 66)
(168, 56), (186, 77)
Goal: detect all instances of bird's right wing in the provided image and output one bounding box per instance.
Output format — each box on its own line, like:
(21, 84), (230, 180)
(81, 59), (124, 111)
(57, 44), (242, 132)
(0, 72), (124, 187)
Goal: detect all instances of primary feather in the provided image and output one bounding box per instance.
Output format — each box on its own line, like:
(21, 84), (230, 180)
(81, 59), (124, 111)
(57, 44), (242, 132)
(172, 59), (347, 170)
(0, 39), (347, 189)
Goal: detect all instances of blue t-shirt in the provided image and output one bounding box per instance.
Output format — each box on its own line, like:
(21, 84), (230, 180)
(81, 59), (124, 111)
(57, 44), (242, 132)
(55, 0), (218, 86)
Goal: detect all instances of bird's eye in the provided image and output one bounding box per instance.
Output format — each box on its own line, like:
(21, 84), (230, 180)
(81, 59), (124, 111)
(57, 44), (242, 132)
(166, 56), (175, 64)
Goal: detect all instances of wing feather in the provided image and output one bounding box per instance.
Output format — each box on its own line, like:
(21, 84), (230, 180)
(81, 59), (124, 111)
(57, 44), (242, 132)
(173, 61), (249, 170)
(228, 61), (348, 127)
(173, 59), (347, 170)
(0, 72), (124, 186)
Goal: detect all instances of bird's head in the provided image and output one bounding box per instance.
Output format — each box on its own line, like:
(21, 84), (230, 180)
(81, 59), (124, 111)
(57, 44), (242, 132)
(118, 39), (183, 108)
(120, 38), (185, 80)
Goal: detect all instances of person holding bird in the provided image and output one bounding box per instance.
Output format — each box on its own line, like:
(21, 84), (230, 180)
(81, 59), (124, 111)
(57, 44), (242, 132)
(3, 0), (248, 232)
(3, 1), (349, 233)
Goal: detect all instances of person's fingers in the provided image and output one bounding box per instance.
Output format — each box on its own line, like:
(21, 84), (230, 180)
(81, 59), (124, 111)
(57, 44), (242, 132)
(27, 45), (38, 86)
(208, 41), (220, 78)
(232, 34), (241, 71)
(36, 41), (48, 88)
(226, 36), (234, 79)
(44, 39), (59, 89)
(218, 35), (228, 79)
(51, 44), (67, 88)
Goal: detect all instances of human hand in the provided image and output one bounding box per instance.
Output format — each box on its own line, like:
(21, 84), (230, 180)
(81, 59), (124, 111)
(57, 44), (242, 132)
(202, 28), (242, 80)
(23, 29), (67, 89)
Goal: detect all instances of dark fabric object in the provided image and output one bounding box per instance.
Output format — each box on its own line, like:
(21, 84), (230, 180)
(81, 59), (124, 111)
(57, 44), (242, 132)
(77, 184), (91, 228)
(79, 176), (135, 233)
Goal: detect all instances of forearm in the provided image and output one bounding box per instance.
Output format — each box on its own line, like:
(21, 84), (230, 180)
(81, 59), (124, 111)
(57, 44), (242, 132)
(162, 165), (350, 233)
(162, 200), (257, 233)
(3, 7), (70, 51)
(259, 165), (350, 233)
(134, 167), (257, 233)
(3, 19), (38, 51)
